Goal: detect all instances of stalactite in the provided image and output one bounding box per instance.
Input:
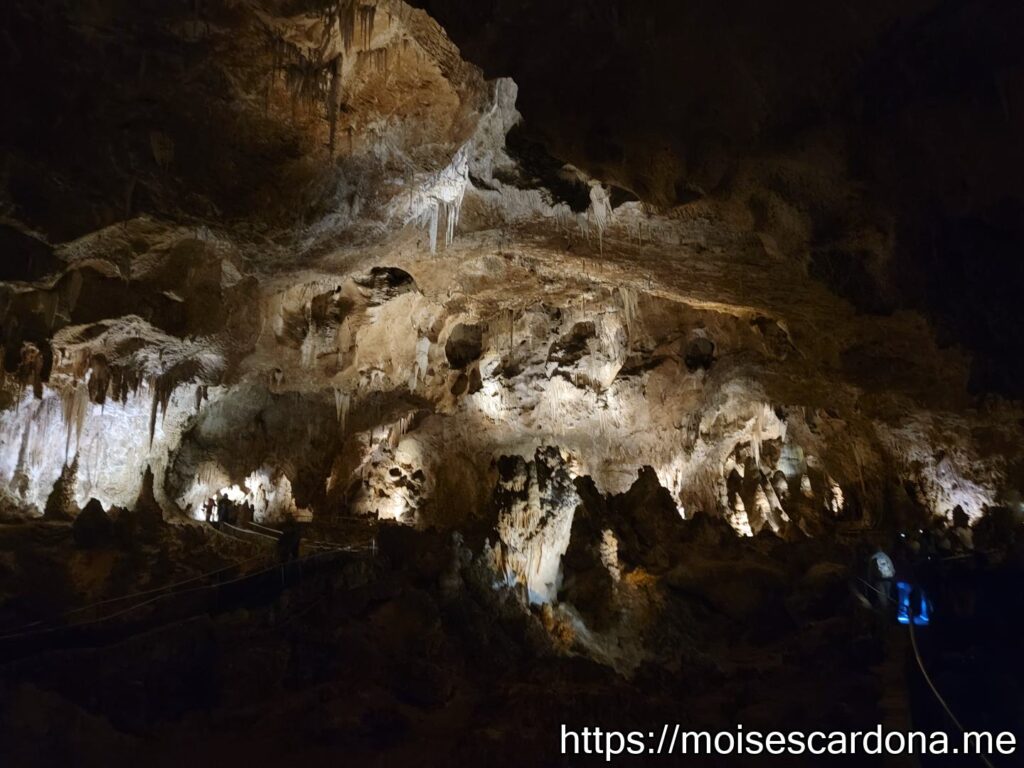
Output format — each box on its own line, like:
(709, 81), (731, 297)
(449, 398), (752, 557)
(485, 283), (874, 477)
(194, 383), (208, 413)
(61, 381), (90, 463)
(87, 353), (111, 405)
(409, 145), (469, 253)
(72, 349), (90, 381)
(340, 0), (356, 51)
(357, 46), (388, 76)
(427, 200), (439, 254)
(762, 477), (791, 524)
(409, 336), (430, 390)
(300, 328), (317, 368)
(388, 414), (412, 450)
(618, 287), (639, 347)
(588, 184), (613, 254)
(752, 407), (764, 469)
(265, 34), (283, 114)
(17, 342), (44, 399)
(284, 57), (332, 111)
(358, 4), (376, 49)
(110, 366), (141, 405)
(327, 55), (342, 154)
(334, 388), (351, 433)
(444, 198), (460, 248)
(148, 374), (176, 447)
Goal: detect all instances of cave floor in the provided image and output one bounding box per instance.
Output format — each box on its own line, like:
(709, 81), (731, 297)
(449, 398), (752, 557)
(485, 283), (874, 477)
(0, 514), (944, 768)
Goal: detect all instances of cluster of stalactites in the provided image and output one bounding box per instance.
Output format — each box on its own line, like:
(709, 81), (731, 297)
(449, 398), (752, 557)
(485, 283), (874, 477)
(355, 46), (389, 77)
(69, 348), (143, 407)
(309, 0), (372, 55)
(357, 3), (376, 50)
(21, 345), (151, 461)
(265, 14), (348, 151)
(387, 412), (413, 450)
(404, 145), (470, 254)
(409, 335), (430, 390)
(417, 197), (464, 255)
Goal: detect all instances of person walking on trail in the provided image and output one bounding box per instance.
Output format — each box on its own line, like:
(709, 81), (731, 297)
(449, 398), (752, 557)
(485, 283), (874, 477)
(216, 495), (234, 528)
(277, 516), (301, 563)
(203, 497), (215, 524)
(869, 549), (896, 610)
(239, 501), (254, 527)
(950, 505), (974, 552)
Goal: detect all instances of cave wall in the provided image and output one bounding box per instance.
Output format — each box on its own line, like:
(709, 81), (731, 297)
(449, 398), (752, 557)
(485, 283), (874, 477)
(0, 0), (1021, 613)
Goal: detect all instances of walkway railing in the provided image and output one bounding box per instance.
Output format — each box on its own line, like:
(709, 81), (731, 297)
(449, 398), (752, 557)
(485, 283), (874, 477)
(0, 527), (376, 663)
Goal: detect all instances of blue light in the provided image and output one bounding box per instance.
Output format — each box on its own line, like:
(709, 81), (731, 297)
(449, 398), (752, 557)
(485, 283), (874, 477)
(896, 581), (931, 626)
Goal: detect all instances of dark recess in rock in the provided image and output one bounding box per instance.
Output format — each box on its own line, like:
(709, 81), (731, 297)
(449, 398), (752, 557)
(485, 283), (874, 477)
(495, 124), (591, 212)
(353, 267), (418, 305)
(445, 323), (484, 368)
(684, 337), (715, 372)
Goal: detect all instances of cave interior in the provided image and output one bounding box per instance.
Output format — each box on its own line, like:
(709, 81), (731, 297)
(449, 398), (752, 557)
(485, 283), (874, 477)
(1, 1), (1024, 765)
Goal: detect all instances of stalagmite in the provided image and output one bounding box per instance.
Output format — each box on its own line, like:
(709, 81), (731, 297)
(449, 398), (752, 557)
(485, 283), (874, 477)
(600, 528), (621, 582)
(753, 482), (775, 532)
(44, 453), (79, 519)
(825, 475), (844, 516)
(726, 493), (753, 537)
(494, 449), (578, 603)
(773, 470), (789, 501)
(800, 473), (813, 498)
